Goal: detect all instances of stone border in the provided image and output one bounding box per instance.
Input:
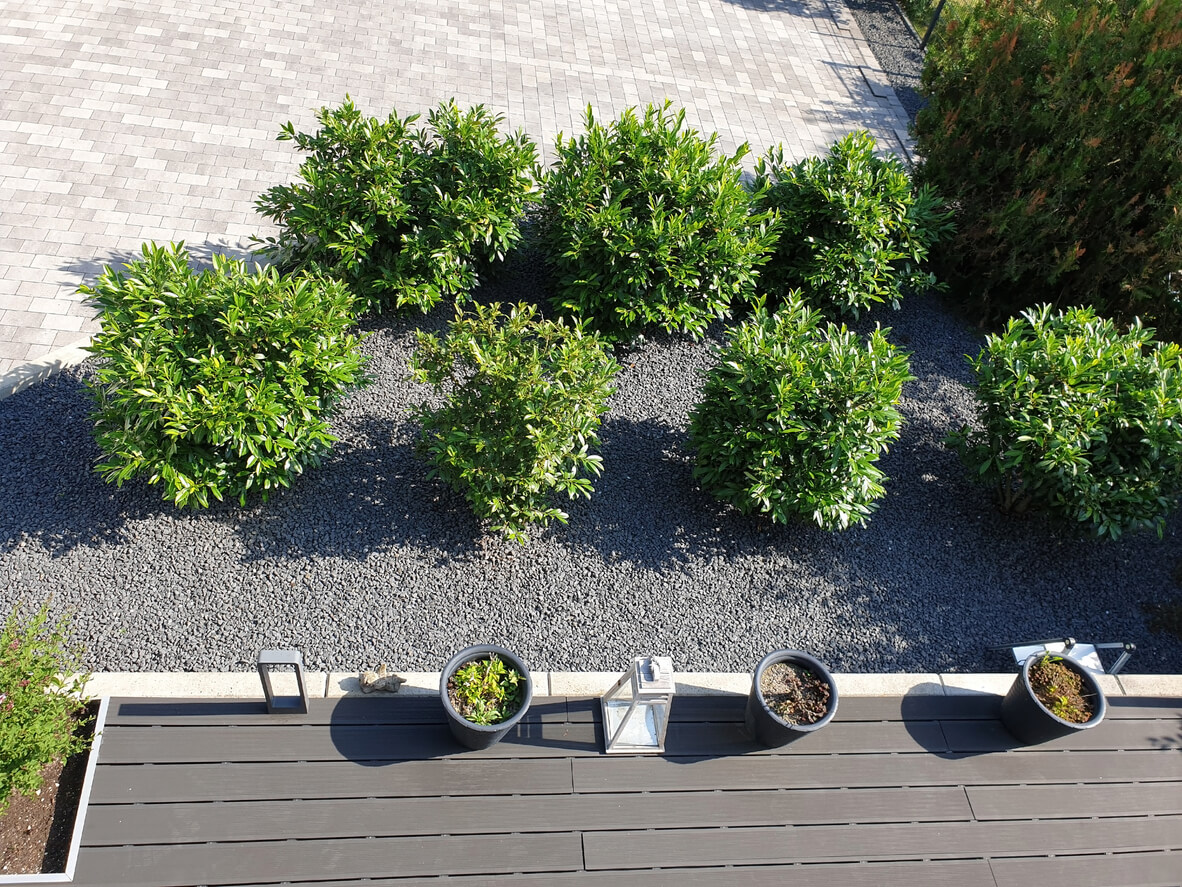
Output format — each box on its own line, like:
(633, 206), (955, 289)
(0, 339), (91, 402)
(80, 671), (1182, 699)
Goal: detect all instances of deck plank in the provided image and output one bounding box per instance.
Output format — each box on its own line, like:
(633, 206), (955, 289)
(968, 782), (1182, 820)
(73, 833), (584, 887)
(83, 786), (973, 845)
(943, 718), (1182, 752)
(582, 817), (1182, 869)
(95, 719), (946, 764)
(990, 851), (1182, 887)
(572, 749), (1182, 793)
(233, 859), (999, 887)
(88, 758), (575, 804)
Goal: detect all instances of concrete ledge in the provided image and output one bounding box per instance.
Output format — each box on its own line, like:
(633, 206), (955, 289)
(76, 671), (1182, 699)
(0, 339), (92, 401)
(83, 671), (327, 698)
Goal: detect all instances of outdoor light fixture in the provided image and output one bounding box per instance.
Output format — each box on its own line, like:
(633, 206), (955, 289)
(257, 649), (310, 714)
(601, 656), (675, 754)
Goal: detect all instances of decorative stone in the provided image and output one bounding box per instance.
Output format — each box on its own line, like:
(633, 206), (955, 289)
(359, 664), (405, 693)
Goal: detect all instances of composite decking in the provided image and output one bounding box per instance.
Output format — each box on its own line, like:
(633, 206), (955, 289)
(66, 692), (1182, 886)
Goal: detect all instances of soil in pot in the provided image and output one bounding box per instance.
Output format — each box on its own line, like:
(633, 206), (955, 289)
(760, 661), (831, 725)
(0, 701), (96, 875)
(446, 654), (526, 726)
(1028, 656), (1097, 723)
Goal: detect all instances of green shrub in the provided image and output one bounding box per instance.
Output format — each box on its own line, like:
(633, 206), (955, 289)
(85, 242), (368, 508)
(410, 302), (619, 543)
(688, 299), (912, 530)
(540, 102), (777, 341)
(915, 0), (1182, 337)
(949, 305), (1182, 539)
(255, 97), (538, 312)
(0, 602), (92, 815)
(753, 130), (953, 318)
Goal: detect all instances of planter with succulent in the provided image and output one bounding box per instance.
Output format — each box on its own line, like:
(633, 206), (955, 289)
(745, 649), (839, 747)
(1000, 652), (1107, 745)
(440, 645), (534, 750)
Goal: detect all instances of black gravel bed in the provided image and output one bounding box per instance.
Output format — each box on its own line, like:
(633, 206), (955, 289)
(2, 249), (1179, 676)
(845, 0), (927, 124)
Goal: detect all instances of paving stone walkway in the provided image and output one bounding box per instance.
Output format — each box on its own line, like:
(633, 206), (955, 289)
(0, 0), (910, 383)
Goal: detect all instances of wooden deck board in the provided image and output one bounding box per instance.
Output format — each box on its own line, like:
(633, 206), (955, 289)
(71, 691), (1182, 887)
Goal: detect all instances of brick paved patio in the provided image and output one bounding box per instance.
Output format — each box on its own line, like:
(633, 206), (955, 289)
(0, 0), (909, 380)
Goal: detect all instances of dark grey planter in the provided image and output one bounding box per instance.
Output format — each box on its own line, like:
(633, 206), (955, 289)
(745, 649), (839, 747)
(1000, 652), (1107, 745)
(440, 645), (533, 751)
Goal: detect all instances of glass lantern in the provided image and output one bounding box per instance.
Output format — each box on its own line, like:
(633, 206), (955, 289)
(600, 656), (675, 754)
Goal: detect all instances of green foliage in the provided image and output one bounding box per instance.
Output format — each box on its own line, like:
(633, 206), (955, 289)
(948, 304), (1182, 539)
(447, 654), (525, 725)
(255, 97), (538, 312)
(915, 0), (1182, 336)
(688, 299), (912, 530)
(0, 602), (92, 815)
(540, 102), (777, 341)
(410, 302), (619, 543)
(85, 242), (368, 508)
(753, 130), (953, 318)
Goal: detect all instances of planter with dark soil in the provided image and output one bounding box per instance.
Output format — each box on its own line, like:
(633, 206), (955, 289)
(1000, 652), (1106, 745)
(745, 649), (839, 747)
(440, 645), (533, 751)
(0, 697), (108, 883)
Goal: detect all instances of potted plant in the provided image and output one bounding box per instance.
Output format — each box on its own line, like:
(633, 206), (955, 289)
(1000, 651), (1107, 744)
(745, 649), (839, 747)
(440, 645), (533, 750)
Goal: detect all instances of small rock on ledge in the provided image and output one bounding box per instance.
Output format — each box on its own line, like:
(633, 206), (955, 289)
(359, 664), (405, 693)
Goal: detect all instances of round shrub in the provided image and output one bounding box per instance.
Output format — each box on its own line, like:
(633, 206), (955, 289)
(753, 130), (953, 318)
(948, 304), (1182, 539)
(688, 300), (912, 530)
(85, 242), (368, 508)
(539, 102), (777, 341)
(410, 302), (619, 543)
(255, 97), (538, 313)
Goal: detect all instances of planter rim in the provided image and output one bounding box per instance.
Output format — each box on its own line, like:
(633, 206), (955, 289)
(1020, 651), (1107, 729)
(0, 695), (109, 885)
(752, 648), (839, 732)
(440, 644), (533, 734)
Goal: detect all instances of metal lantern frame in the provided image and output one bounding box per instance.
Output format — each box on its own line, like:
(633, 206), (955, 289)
(600, 656), (675, 754)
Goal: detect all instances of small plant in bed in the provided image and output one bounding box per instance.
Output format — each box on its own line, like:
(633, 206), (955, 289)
(1027, 655), (1096, 724)
(759, 661), (831, 726)
(539, 101), (777, 341)
(0, 601), (93, 873)
(948, 304), (1182, 539)
(410, 301), (618, 543)
(84, 242), (368, 508)
(446, 654), (526, 726)
(689, 298), (912, 530)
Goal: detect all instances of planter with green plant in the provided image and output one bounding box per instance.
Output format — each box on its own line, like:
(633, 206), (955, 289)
(0, 602), (108, 881)
(440, 645), (534, 750)
(1000, 652), (1107, 745)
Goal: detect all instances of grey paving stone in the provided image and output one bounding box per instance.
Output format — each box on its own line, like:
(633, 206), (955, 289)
(0, 0), (909, 380)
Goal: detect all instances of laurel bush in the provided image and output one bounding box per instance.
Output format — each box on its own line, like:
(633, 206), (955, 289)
(948, 304), (1182, 539)
(85, 242), (367, 508)
(689, 299), (912, 530)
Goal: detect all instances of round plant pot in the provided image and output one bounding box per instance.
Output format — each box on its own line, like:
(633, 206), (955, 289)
(440, 644), (533, 751)
(744, 649), (839, 747)
(1000, 652), (1107, 745)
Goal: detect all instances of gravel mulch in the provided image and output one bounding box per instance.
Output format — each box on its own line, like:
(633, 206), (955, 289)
(2, 237), (1179, 676)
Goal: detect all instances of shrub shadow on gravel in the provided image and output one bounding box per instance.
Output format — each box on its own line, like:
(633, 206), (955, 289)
(234, 417), (483, 566)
